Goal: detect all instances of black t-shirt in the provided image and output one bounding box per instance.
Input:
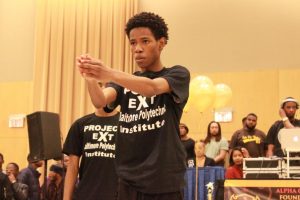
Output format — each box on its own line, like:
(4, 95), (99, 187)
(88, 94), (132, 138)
(229, 128), (266, 157)
(108, 66), (190, 194)
(266, 119), (300, 157)
(181, 138), (195, 161)
(0, 172), (13, 200)
(63, 112), (119, 200)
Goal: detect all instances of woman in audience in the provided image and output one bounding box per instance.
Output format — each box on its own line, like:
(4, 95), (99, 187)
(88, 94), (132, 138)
(204, 121), (229, 166)
(225, 146), (249, 179)
(189, 140), (215, 167)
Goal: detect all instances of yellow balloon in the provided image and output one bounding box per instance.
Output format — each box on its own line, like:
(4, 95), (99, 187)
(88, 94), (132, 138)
(189, 75), (213, 99)
(213, 83), (232, 109)
(183, 98), (192, 113)
(189, 76), (215, 112)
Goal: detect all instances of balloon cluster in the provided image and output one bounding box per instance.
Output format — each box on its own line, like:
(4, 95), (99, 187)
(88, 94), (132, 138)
(184, 76), (232, 112)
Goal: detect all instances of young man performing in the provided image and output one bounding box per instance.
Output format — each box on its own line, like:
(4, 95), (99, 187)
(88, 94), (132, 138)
(77, 12), (190, 200)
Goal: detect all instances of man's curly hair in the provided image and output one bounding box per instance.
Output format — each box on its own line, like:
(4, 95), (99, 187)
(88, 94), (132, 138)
(125, 12), (169, 43)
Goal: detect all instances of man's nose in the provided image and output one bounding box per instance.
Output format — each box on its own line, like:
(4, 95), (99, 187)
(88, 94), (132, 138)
(135, 43), (143, 52)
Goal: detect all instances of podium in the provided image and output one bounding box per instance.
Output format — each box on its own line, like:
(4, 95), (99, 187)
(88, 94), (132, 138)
(184, 166), (225, 200)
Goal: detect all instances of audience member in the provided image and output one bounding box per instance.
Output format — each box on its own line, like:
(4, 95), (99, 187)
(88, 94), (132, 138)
(230, 113), (266, 157)
(179, 123), (195, 166)
(6, 162), (28, 200)
(1, 168), (14, 199)
(63, 108), (119, 200)
(18, 154), (43, 200)
(225, 147), (246, 179)
(190, 140), (215, 167)
(43, 164), (64, 200)
(204, 121), (228, 166)
(266, 97), (300, 157)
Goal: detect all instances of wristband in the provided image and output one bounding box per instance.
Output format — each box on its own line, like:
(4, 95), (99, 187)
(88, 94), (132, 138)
(282, 117), (288, 122)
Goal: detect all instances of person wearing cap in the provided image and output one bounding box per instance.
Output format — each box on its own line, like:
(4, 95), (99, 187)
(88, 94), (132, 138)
(17, 154), (43, 200)
(179, 123), (195, 167)
(266, 97), (300, 157)
(43, 164), (64, 200)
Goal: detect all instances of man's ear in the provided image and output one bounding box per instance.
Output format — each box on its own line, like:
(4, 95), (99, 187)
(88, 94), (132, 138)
(158, 37), (167, 50)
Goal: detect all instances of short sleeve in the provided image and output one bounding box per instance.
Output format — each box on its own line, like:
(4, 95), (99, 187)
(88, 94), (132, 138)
(162, 65), (190, 104)
(220, 138), (229, 151)
(106, 82), (123, 109)
(266, 121), (281, 145)
(229, 131), (239, 149)
(63, 121), (83, 157)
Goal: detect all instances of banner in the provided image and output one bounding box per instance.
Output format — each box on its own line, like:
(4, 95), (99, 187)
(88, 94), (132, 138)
(225, 180), (300, 200)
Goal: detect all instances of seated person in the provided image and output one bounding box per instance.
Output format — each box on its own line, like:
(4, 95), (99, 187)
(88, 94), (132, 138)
(188, 140), (215, 167)
(225, 147), (248, 179)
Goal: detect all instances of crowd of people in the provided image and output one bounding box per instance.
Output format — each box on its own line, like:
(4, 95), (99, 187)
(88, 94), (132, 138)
(179, 96), (300, 179)
(0, 152), (67, 200)
(1, 11), (299, 200)
(1, 96), (297, 199)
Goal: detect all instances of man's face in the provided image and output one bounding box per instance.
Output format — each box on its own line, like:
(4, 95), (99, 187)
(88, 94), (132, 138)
(129, 27), (165, 70)
(283, 102), (298, 118)
(209, 122), (219, 136)
(48, 171), (57, 182)
(245, 115), (257, 130)
(33, 160), (43, 168)
(6, 164), (18, 177)
(179, 125), (187, 137)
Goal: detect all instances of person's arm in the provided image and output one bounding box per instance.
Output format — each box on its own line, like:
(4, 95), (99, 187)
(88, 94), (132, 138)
(63, 155), (79, 200)
(241, 148), (250, 158)
(266, 144), (275, 157)
(214, 139), (229, 163)
(86, 79), (117, 108)
(78, 55), (171, 97)
(214, 149), (227, 163)
(8, 172), (28, 200)
(11, 183), (28, 200)
(279, 108), (295, 128)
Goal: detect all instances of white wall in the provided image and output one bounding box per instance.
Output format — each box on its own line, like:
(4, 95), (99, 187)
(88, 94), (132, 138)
(0, 0), (35, 81)
(139, 0), (300, 73)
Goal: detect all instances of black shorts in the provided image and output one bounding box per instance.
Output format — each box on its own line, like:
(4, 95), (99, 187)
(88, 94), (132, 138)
(117, 180), (183, 200)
